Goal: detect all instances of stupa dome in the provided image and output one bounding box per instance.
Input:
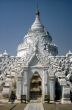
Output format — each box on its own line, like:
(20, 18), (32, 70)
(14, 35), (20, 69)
(3, 50), (8, 56)
(17, 10), (58, 58)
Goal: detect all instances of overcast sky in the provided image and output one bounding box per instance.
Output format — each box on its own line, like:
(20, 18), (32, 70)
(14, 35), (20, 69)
(0, 0), (72, 56)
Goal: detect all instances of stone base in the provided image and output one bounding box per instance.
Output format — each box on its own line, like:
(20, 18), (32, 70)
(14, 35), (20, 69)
(16, 95), (21, 100)
(50, 100), (55, 103)
(2, 87), (10, 98)
(61, 98), (71, 104)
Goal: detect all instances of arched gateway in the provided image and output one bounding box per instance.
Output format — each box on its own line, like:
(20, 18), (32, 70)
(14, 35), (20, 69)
(16, 9), (58, 103)
(15, 8), (71, 104)
(0, 5), (72, 104)
(29, 72), (42, 101)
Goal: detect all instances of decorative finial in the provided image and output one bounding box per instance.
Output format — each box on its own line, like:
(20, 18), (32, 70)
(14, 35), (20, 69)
(69, 50), (71, 54)
(3, 50), (8, 56)
(36, 1), (40, 16)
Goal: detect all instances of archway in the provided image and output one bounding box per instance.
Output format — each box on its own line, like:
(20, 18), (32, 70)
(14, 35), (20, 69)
(55, 78), (62, 101)
(29, 72), (42, 100)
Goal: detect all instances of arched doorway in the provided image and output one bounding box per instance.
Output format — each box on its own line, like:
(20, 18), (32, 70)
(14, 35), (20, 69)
(29, 72), (42, 100)
(55, 78), (62, 101)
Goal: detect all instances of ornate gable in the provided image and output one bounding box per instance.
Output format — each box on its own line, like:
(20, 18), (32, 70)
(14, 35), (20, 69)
(28, 54), (42, 67)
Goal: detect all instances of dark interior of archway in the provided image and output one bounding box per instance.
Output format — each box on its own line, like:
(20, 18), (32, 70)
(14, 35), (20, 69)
(30, 72), (42, 100)
(70, 90), (72, 102)
(55, 78), (62, 101)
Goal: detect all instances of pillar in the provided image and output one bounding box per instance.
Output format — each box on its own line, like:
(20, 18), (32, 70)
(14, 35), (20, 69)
(22, 69), (28, 101)
(42, 69), (48, 102)
(49, 76), (55, 103)
(44, 70), (48, 95)
(16, 76), (22, 100)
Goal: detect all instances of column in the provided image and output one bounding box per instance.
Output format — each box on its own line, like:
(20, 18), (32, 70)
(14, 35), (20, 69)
(42, 69), (48, 102)
(16, 77), (22, 100)
(49, 77), (55, 103)
(22, 70), (28, 100)
(44, 70), (48, 95)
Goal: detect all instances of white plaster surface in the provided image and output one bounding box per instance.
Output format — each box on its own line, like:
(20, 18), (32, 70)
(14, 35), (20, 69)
(0, 10), (72, 104)
(24, 103), (44, 110)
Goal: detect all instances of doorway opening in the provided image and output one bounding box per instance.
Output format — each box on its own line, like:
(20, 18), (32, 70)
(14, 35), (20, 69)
(55, 78), (62, 101)
(29, 72), (42, 100)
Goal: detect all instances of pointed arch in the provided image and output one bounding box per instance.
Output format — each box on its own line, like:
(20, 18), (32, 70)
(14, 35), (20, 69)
(29, 71), (42, 100)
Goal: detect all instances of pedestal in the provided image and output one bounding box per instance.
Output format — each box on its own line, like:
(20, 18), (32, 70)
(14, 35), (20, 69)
(61, 86), (71, 104)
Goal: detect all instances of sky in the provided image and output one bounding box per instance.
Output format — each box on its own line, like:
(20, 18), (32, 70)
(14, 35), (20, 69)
(0, 0), (72, 56)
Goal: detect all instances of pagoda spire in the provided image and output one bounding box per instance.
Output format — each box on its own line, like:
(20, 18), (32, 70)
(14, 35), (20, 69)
(36, 2), (40, 16)
(31, 3), (44, 30)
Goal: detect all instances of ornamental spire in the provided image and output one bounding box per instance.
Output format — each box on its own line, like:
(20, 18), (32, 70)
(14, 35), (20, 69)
(31, 4), (44, 30)
(36, 2), (40, 16)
